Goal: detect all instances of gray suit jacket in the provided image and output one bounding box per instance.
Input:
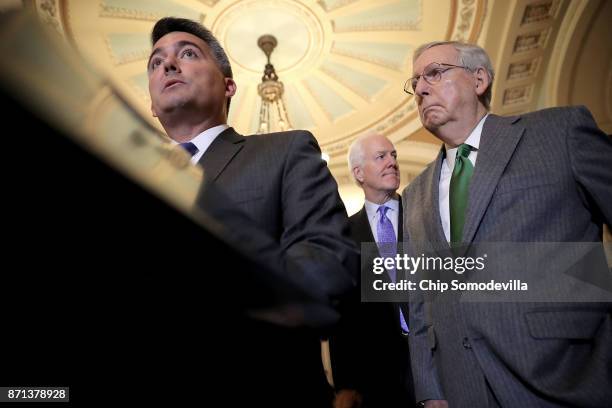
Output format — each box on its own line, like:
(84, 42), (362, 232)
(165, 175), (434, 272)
(402, 106), (612, 407)
(193, 127), (358, 407)
(196, 127), (357, 305)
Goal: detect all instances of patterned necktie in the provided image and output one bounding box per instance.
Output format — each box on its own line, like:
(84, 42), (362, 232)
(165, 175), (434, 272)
(376, 205), (397, 282)
(179, 142), (199, 157)
(449, 143), (474, 244)
(376, 205), (409, 333)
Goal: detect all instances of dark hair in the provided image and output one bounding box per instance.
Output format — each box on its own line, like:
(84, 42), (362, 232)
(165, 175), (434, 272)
(151, 17), (233, 112)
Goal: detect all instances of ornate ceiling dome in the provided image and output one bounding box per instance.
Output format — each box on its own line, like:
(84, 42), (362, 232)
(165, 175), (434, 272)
(34, 0), (485, 156)
(27, 0), (611, 214)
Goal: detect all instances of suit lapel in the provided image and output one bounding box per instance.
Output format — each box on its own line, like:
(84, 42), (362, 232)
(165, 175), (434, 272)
(197, 127), (245, 182)
(462, 114), (524, 244)
(398, 199), (403, 242)
(424, 147), (450, 252)
(354, 207), (376, 243)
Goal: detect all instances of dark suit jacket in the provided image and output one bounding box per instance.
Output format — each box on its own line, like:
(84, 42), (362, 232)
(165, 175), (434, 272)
(193, 127), (359, 407)
(330, 203), (415, 407)
(403, 106), (612, 407)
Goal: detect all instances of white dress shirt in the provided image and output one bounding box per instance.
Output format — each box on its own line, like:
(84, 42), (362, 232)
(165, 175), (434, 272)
(174, 124), (229, 164)
(439, 114), (488, 242)
(365, 198), (399, 241)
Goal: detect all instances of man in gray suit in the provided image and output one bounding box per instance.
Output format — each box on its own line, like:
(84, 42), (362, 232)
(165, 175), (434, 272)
(147, 17), (357, 406)
(402, 41), (612, 407)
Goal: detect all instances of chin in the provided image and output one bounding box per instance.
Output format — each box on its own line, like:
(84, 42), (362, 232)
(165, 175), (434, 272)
(423, 110), (448, 125)
(384, 182), (400, 191)
(423, 117), (446, 132)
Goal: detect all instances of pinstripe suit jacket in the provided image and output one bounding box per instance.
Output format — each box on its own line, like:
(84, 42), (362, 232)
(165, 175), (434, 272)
(402, 106), (612, 407)
(193, 127), (358, 406)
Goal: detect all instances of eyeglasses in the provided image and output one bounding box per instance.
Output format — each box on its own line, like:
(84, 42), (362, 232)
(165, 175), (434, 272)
(404, 62), (470, 95)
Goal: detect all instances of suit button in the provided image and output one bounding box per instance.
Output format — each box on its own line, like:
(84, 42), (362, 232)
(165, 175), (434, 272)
(462, 337), (472, 349)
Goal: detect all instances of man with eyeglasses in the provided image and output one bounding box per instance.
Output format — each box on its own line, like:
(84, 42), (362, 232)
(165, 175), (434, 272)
(402, 41), (612, 407)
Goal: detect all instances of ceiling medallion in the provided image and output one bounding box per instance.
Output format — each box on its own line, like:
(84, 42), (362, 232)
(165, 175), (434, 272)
(210, 0), (330, 80)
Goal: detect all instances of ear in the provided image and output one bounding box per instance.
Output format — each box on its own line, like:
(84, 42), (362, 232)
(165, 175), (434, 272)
(353, 166), (364, 184)
(225, 77), (237, 98)
(473, 67), (490, 97)
(150, 103), (158, 118)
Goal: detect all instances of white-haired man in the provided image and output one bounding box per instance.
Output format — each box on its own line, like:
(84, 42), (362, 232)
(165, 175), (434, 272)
(330, 133), (415, 408)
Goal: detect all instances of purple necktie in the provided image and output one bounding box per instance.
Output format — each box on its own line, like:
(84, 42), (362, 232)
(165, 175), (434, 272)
(376, 205), (397, 280)
(376, 205), (409, 333)
(179, 142), (199, 157)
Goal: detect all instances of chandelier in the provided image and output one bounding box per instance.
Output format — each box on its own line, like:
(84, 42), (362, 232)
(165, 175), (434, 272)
(256, 34), (293, 134)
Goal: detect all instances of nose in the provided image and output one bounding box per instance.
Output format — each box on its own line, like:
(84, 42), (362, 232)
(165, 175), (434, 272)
(414, 76), (430, 98)
(386, 155), (398, 169)
(163, 56), (180, 74)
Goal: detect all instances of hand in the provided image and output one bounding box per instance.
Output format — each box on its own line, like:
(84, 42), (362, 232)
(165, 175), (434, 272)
(333, 389), (363, 408)
(424, 400), (449, 408)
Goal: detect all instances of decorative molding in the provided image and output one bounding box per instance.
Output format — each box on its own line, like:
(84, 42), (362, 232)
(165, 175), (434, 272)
(513, 28), (550, 53)
(521, 0), (559, 25)
(317, 0), (358, 12)
(105, 36), (149, 65)
(321, 99), (420, 157)
(323, 139), (352, 156)
(331, 1), (423, 34)
(99, 2), (205, 22)
(451, 0), (477, 42)
(375, 99), (417, 133)
(503, 85), (533, 106)
(35, 0), (64, 34)
(332, 19), (421, 33)
(196, 0), (219, 6)
(507, 57), (541, 80)
(493, 0), (568, 115)
(100, 4), (165, 21)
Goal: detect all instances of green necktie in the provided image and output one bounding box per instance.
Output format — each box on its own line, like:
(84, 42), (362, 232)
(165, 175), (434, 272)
(449, 143), (474, 244)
